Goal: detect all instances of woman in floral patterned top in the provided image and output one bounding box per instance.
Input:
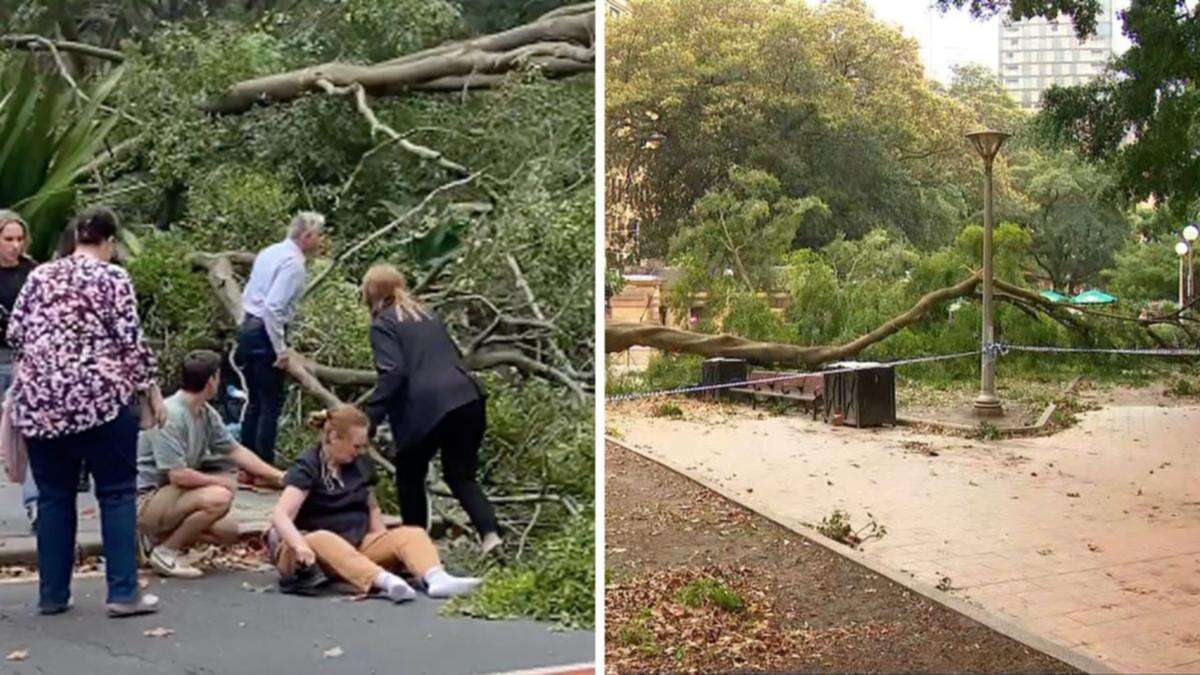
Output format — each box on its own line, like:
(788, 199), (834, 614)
(7, 206), (166, 617)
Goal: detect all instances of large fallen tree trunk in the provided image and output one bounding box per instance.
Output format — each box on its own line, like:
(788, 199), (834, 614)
(608, 270), (1200, 367)
(201, 4), (595, 115)
(607, 271), (984, 367)
(190, 252), (587, 404)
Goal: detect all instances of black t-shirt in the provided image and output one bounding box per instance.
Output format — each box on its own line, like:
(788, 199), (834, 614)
(0, 258), (35, 351)
(284, 446), (377, 547)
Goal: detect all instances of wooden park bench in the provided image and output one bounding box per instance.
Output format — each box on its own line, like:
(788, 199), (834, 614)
(727, 371), (824, 419)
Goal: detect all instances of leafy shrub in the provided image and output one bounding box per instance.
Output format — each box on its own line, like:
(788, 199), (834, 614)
(617, 607), (659, 654)
(184, 165), (296, 252)
(642, 353), (704, 392)
(651, 403), (684, 418)
(676, 578), (744, 613)
(126, 231), (223, 390)
(444, 514), (594, 629)
(1168, 376), (1200, 398)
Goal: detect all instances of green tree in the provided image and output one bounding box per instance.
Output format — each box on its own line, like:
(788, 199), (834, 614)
(934, 0), (1104, 37)
(942, 0), (1200, 216)
(607, 0), (980, 257)
(669, 166), (826, 291)
(1008, 150), (1129, 291)
(1103, 237), (1180, 303)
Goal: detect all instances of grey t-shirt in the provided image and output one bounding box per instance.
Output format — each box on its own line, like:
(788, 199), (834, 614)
(136, 392), (237, 491)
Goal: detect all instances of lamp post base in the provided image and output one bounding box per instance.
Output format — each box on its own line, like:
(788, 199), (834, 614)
(973, 395), (1004, 417)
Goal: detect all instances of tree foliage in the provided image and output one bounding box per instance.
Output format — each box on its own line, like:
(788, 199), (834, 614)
(940, 0), (1200, 217)
(607, 0), (981, 258)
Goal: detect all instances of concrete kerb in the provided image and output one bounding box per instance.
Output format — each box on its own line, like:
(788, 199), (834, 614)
(606, 434), (1115, 675)
(896, 375), (1086, 438)
(0, 520), (274, 566)
(0, 513), (415, 566)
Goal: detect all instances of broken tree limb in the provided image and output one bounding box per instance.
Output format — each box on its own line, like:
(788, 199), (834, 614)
(192, 251), (588, 402)
(0, 34), (126, 62)
(313, 79), (469, 176)
(302, 172), (479, 299)
(505, 253), (578, 379)
(606, 271), (984, 367)
(201, 10), (594, 115)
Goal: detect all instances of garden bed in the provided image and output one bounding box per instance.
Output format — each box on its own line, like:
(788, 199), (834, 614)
(605, 442), (1078, 673)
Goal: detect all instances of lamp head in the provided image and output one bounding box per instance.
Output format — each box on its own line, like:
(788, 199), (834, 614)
(965, 130), (1012, 162)
(1184, 224), (1199, 242)
(1176, 241), (1190, 256)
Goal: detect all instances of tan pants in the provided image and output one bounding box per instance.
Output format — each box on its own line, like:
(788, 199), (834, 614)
(137, 484), (239, 545)
(275, 527), (441, 592)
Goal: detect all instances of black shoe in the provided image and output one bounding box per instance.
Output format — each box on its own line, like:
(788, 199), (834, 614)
(278, 563), (329, 596)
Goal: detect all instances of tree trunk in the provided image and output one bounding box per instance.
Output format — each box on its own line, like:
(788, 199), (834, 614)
(201, 7), (594, 114)
(607, 271), (984, 367)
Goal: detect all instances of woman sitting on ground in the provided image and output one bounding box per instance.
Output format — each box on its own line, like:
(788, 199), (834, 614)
(269, 404), (481, 601)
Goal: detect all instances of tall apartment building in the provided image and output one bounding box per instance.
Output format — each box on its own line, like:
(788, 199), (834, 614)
(998, 0), (1114, 109)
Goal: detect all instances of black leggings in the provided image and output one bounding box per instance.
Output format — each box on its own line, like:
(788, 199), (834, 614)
(395, 399), (498, 537)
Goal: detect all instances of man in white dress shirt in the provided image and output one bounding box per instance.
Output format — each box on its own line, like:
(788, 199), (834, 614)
(236, 212), (325, 468)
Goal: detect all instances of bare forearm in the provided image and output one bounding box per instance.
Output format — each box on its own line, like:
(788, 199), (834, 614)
(367, 492), (385, 533)
(167, 467), (230, 489)
(230, 446), (284, 484)
(272, 508), (308, 552)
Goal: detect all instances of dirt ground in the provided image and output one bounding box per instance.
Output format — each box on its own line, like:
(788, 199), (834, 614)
(605, 442), (1078, 674)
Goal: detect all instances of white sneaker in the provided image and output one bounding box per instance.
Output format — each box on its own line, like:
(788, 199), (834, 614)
(148, 547), (203, 579)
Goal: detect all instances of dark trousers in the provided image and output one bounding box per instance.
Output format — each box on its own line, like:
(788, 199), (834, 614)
(394, 399), (498, 537)
(26, 408), (139, 609)
(236, 319), (285, 465)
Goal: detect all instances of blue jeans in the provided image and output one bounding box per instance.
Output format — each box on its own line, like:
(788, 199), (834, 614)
(236, 318), (285, 465)
(26, 408), (140, 610)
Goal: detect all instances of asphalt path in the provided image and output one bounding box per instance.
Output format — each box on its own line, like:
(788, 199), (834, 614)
(0, 569), (593, 674)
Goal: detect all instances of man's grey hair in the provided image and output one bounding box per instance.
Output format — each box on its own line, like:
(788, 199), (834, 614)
(0, 209), (26, 230)
(288, 211), (325, 240)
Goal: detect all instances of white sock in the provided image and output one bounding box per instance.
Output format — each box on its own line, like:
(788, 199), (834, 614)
(372, 571), (415, 602)
(423, 565), (482, 599)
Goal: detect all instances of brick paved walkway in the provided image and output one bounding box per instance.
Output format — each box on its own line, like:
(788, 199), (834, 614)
(610, 401), (1200, 673)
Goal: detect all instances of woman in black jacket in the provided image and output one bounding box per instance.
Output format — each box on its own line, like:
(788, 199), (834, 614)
(362, 264), (501, 554)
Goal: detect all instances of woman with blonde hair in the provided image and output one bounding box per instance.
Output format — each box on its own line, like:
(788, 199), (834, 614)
(361, 264), (501, 554)
(269, 404), (480, 600)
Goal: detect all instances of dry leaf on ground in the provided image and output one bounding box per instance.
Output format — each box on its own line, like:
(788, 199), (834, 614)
(323, 646), (344, 658)
(6, 650), (28, 661)
(143, 627), (175, 638)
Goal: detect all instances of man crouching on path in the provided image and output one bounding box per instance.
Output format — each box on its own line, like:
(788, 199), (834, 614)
(137, 350), (284, 578)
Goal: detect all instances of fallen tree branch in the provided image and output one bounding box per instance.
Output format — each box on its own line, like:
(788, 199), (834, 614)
(505, 253), (578, 378)
(76, 134), (145, 178)
(0, 34), (126, 62)
(302, 172), (478, 299)
(193, 252), (588, 404)
(314, 78), (469, 176)
(201, 10), (594, 114)
(607, 272), (986, 367)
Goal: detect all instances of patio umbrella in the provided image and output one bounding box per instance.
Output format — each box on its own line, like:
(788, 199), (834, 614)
(1070, 289), (1117, 304)
(1039, 289), (1069, 303)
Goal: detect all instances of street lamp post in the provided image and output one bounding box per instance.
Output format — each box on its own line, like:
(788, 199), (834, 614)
(1177, 241), (1190, 306)
(1184, 224), (1199, 305)
(966, 129), (1011, 417)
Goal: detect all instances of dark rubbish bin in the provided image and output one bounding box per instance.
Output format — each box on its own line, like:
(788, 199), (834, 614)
(822, 362), (896, 427)
(700, 357), (748, 401)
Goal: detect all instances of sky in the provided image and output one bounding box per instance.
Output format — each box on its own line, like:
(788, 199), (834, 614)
(860, 0), (1134, 84)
